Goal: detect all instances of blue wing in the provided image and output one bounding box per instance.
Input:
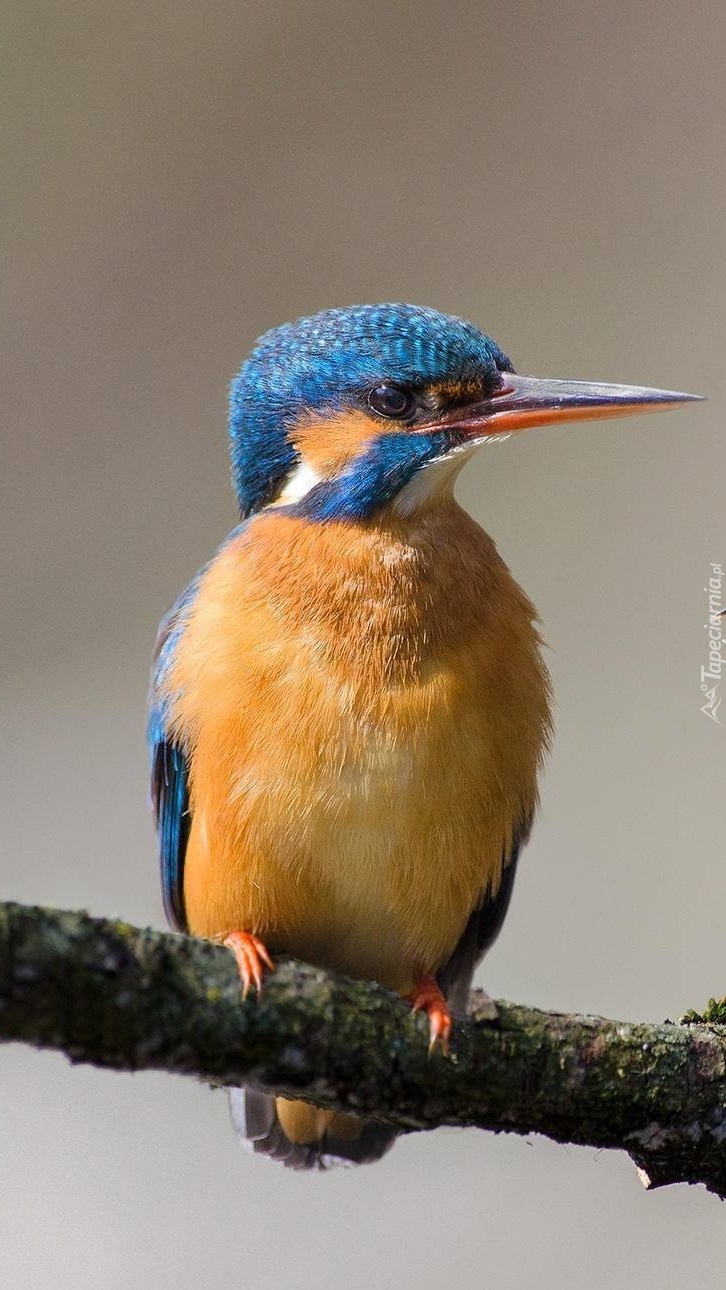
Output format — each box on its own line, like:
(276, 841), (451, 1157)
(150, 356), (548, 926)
(147, 577), (202, 933)
(436, 817), (532, 1012)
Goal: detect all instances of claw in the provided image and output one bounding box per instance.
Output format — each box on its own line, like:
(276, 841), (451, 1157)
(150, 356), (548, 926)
(223, 930), (275, 998)
(406, 975), (452, 1055)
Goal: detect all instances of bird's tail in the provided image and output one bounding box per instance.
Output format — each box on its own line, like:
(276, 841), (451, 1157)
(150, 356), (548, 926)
(229, 1089), (397, 1170)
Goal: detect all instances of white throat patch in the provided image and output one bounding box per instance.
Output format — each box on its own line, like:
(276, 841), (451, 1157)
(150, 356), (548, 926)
(392, 434), (512, 517)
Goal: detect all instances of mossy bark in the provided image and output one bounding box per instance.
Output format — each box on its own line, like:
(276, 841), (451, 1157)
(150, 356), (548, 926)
(1, 900), (725, 1195)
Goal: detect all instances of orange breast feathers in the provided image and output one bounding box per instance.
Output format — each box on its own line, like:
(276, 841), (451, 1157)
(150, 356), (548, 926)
(164, 505), (552, 994)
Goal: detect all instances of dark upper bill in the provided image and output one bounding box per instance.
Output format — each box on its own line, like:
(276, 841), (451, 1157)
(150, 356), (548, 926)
(436, 373), (705, 437)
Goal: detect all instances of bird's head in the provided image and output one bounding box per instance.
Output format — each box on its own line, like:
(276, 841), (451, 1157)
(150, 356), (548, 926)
(229, 303), (700, 522)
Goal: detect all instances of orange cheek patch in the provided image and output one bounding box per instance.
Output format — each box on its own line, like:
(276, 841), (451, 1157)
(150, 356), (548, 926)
(289, 410), (399, 476)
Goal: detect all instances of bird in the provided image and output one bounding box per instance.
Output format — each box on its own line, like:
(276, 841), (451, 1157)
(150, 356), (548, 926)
(148, 303), (700, 1169)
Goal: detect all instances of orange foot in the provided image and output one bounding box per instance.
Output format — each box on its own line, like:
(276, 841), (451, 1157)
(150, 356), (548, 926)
(223, 930), (275, 998)
(406, 975), (452, 1056)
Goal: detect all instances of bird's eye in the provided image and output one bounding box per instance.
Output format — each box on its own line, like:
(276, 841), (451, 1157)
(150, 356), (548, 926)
(367, 384), (416, 420)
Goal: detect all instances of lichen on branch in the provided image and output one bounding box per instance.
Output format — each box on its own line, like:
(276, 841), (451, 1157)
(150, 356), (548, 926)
(1, 900), (725, 1196)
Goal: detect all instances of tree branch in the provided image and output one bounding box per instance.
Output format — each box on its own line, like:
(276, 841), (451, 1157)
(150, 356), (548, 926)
(1, 900), (725, 1194)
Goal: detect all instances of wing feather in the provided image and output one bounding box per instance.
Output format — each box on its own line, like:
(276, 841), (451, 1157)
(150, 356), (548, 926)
(147, 577), (202, 932)
(437, 818), (531, 1012)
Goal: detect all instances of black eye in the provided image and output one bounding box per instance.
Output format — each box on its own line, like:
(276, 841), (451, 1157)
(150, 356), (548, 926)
(367, 384), (416, 420)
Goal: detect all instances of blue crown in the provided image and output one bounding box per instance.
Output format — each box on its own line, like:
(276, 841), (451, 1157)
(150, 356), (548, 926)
(228, 303), (511, 517)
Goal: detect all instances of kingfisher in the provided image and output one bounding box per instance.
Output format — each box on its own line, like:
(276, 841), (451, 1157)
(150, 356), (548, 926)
(148, 303), (700, 1169)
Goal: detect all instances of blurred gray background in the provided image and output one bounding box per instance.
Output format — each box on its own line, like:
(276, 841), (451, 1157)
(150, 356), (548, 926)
(2, 1), (725, 1286)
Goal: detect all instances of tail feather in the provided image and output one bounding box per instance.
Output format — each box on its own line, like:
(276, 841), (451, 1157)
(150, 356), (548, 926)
(229, 1089), (397, 1170)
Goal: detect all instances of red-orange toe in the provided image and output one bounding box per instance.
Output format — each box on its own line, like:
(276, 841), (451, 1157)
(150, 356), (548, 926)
(223, 930), (275, 998)
(406, 975), (452, 1055)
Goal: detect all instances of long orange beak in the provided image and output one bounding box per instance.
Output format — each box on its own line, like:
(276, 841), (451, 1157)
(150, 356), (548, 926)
(437, 373), (704, 438)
